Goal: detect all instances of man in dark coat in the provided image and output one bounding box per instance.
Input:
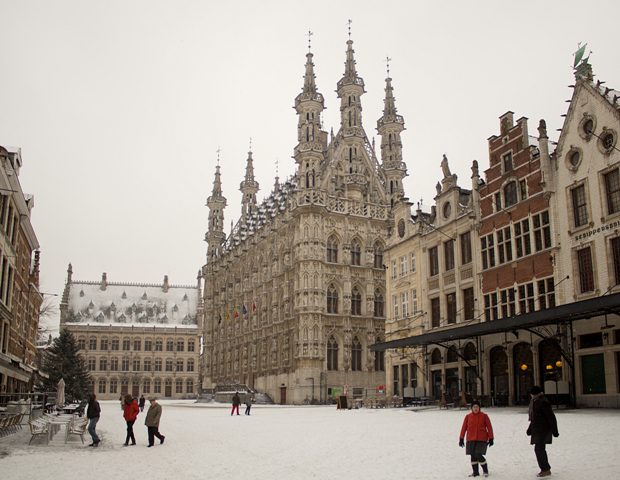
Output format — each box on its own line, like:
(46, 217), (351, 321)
(86, 393), (101, 447)
(527, 385), (559, 477)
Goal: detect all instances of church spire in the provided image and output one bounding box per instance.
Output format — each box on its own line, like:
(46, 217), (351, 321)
(294, 33), (326, 188)
(205, 152), (227, 260)
(240, 142), (259, 221)
(336, 34), (366, 137)
(377, 61), (407, 206)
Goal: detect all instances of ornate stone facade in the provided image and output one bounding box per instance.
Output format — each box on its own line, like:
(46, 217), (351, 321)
(201, 39), (407, 404)
(60, 267), (201, 400)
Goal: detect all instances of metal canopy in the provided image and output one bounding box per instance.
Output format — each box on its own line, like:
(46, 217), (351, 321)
(371, 292), (620, 352)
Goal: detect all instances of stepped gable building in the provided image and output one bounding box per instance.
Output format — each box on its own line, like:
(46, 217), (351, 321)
(384, 155), (481, 401)
(60, 266), (201, 399)
(554, 52), (620, 407)
(0, 146), (42, 394)
(201, 37), (408, 404)
(373, 47), (620, 409)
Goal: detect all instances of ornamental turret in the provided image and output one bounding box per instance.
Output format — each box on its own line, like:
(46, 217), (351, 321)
(294, 39), (327, 189)
(205, 161), (227, 260)
(240, 148), (259, 221)
(377, 72), (407, 206)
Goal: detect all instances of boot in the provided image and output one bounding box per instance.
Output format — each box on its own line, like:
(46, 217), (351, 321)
(469, 462), (480, 477)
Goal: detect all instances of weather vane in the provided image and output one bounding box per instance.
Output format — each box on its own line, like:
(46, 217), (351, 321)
(347, 19), (352, 39)
(216, 146), (221, 166)
(307, 30), (313, 52)
(386, 56), (392, 77)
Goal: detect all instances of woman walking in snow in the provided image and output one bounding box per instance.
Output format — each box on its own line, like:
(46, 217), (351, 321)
(122, 394), (139, 446)
(459, 400), (494, 477)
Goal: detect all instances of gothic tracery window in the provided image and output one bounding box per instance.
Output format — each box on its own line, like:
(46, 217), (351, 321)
(351, 287), (362, 316)
(327, 235), (338, 263)
(351, 240), (361, 266)
(327, 285), (338, 314)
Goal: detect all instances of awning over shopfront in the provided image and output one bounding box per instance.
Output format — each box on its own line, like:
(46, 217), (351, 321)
(371, 292), (620, 352)
(0, 361), (31, 383)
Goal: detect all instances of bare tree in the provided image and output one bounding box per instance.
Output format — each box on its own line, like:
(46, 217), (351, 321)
(38, 296), (59, 344)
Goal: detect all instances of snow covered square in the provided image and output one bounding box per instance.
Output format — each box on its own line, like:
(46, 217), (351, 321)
(1, 402), (619, 480)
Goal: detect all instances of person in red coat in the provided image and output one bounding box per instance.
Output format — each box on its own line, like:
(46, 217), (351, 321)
(459, 400), (494, 477)
(122, 394), (140, 446)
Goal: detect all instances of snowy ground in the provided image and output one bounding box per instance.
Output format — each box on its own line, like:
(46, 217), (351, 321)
(1, 401), (619, 480)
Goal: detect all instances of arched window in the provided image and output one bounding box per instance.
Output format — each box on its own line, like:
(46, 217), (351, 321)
(351, 240), (361, 266)
(327, 285), (338, 314)
(327, 235), (338, 263)
(463, 342), (477, 361)
(351, 287), (362, 316)
(327, 336), (338, 371)
(374, 337), (385, 371)
(374, 243), (384, 269)
(504, 181), (518, 207)
(431, 348), (443, 365)
(351, 336), (362, 371)
(374, 290), (384, 317)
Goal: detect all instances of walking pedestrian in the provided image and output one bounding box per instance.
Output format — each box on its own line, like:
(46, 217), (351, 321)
(527, 385), (559, 477)
(86, 393), (101, 447)
(459, 400), (494, 477)
(145, 397), (165, 447)
(231, 391), (241, 416)
(122, 393), (139, 446)
(245, 394), (254, 415)
(139, 394), (146, 412)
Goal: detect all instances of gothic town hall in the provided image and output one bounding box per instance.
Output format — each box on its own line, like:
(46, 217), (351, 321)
(201, 38), (407, 403)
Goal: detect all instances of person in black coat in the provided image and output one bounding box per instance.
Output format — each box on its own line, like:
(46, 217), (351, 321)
(86, 393), (101, 447)
(527, 385), (559, 477)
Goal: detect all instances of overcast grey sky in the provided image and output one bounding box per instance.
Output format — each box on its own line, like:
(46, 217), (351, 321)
(1, 0), (619, 334)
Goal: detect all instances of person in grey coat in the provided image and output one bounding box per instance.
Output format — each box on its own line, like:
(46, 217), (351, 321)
(245, 395), (254, 415)
(145, 397), (165, 447)
(527, 385), (559, 477)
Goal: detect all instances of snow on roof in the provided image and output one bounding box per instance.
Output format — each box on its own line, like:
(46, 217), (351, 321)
(65, 281), (199, 328)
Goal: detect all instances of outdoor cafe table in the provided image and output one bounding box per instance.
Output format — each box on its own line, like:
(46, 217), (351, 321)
(45, 415), (74, 442)
(61, 404), (80, 414)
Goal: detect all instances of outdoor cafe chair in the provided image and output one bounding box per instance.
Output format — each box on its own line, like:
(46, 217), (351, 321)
(65, 417), (88, 444)
(28, 419), (49, 445)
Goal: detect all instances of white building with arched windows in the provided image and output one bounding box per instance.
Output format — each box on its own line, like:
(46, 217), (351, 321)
(59, 266), (201, 400)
